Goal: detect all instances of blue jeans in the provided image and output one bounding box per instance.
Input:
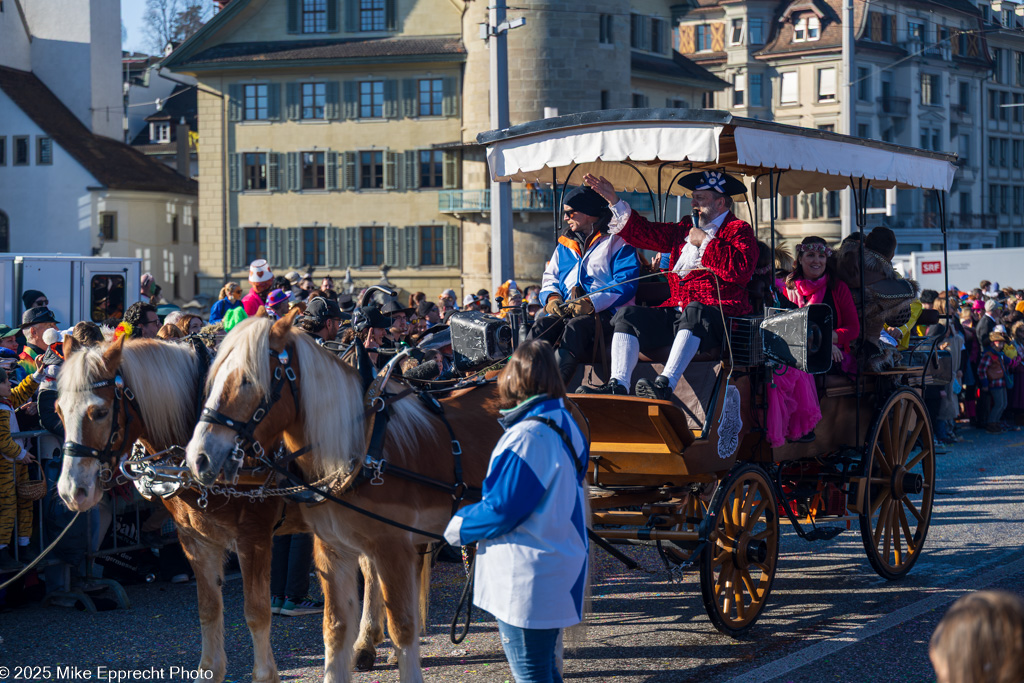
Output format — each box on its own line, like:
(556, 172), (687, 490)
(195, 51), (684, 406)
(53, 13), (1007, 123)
(270, 533), (313, 598)
(496, 619), (563, 683)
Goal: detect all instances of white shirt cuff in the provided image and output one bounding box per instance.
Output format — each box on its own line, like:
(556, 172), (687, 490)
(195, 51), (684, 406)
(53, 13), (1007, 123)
(443, 515), (464, 547)
(607, 200), (632, 235)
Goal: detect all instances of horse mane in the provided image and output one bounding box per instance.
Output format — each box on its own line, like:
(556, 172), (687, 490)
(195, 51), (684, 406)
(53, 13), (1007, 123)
(212, 317), (435, 478)
(59, 340), (200, 447)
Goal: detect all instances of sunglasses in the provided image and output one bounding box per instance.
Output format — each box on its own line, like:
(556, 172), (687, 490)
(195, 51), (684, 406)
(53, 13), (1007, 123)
(34, 299), (48, 306)
(563, 210), (578, 218)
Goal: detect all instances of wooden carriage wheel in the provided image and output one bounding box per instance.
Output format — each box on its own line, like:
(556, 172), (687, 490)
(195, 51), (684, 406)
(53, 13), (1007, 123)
(663, 488), (709, 564)
(858, 388), (936, 580)
(698, 464), (779, 637)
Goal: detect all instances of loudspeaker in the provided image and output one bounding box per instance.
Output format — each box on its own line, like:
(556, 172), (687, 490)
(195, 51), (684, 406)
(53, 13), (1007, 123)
(760, 304), (834, 374)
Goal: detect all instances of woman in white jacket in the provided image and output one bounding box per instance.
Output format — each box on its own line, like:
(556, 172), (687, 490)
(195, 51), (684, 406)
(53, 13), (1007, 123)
(444, 340), (588, 683)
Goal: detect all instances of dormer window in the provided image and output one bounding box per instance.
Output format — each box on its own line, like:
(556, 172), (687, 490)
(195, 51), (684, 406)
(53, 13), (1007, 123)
(794, 17), (806, 41)
(150, 122), (171, 143)
(808, 16), (821, 39)
(794, 15), (821, 42)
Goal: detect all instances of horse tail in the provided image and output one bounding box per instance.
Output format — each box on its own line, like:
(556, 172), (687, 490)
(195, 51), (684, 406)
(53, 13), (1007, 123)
(419, 545), (432, 635)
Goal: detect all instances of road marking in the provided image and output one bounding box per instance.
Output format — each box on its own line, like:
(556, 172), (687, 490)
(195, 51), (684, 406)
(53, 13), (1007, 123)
(724, 553), (1024, 683)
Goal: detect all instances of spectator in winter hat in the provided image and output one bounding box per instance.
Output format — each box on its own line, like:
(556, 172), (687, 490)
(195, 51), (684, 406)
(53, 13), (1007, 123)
(265, 289), (293, 319)
(21, 290), (47, 312)
(242, 259), (275, 316)
(439, 288), (459, 314)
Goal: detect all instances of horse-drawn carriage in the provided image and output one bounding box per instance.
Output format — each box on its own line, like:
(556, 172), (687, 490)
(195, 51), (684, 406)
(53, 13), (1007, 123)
(479, 108), (957, 636)
(53, 109), (957, 683)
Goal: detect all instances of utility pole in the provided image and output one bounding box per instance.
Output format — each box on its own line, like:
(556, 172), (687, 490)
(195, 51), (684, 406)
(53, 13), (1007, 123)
(483, 0), (524, 298)
(840, 0), (855, 239)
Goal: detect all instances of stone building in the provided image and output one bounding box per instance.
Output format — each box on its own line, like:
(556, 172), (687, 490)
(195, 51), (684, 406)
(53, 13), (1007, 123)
(676, 0), (999, 253)
(164, 0), (725, 300)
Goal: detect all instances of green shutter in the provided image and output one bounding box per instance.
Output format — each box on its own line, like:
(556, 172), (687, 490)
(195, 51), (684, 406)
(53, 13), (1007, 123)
(385, 0), (398, 30)
(286, 82), (300, 120)
(287, 0), (299, 33)
(384, 151), (400, 190)
(403, 150), (419, 190)
(268, 153), (281, 191)
(344, 227), (361, 267)
(384, 225), (399, 266)
(228, 84), (243, 121)
(326, 226), (341, 267)
(384, 80), (399, 118)
(287, 152), (300, 191)
(345, 0), (359, 31)
(267, 226), (284, 268)
(287, 227), (302, 267)
(325, 81), (341, 119)
(442, 77), (459, 117)
(404, 226), (421, 268)
(343, 81), (359, 119)
(443, 224), (459, 267)
(343, 151), (357, 190)
(230, 227), (244, 269)
(327, 0), (339, 32)
(229, 153), (241, 191)
(403, 78), (418, 117)
(326, 151), (339, 190)
(266, 83), (281, 120)
(442, 151), (460, 189)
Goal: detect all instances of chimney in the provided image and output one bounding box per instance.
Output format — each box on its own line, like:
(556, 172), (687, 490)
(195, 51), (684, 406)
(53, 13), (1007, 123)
(176, 118), (191, 177)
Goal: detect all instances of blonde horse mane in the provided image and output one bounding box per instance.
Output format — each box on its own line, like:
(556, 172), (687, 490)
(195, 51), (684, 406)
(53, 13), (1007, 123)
(59, 339), (200, 447)
(210, 316), (435, 479)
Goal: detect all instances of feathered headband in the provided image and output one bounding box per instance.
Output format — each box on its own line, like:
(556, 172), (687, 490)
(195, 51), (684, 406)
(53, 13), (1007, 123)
(795, 242), (833, 257)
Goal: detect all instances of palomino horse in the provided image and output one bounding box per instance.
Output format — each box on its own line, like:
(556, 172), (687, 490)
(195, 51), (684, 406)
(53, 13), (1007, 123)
(185, 312), (511, 683)
(55, 336), (387, 682)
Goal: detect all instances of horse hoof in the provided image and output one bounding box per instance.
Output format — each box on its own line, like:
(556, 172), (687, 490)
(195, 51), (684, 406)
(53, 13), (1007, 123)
(354, 650), (376, 671)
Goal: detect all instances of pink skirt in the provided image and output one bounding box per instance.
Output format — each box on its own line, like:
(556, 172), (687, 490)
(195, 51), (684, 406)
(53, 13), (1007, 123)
(767, 367), (822, 448)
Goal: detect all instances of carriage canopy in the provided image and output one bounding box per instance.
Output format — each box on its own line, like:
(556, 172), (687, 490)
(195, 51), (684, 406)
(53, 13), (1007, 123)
(478, 110), (958, 198)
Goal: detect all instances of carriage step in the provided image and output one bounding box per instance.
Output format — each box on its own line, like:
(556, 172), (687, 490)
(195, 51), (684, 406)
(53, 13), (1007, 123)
(802, 526), (845, 541)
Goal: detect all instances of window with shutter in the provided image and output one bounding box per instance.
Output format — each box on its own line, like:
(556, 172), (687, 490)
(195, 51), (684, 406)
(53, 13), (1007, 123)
(384, 225), (399, 266)
(678, 25), (695, 54)
(384, 151), (400, 190)
(303, 226), (326, 266)
(266, 83), (281, 120)
(228, 84), (243, 121)
(870, 12), (881, 42)
(443, 224), (459, 267)
(326, 0), (339, 32)
(326, 151), (339, 190)
(286, 83), (300, 120)
(442, 77), (459, 117)
(287, 227), (302, 267)
(404, 150), (419, 189)
(267, 227), (284, 268)
(361, 226), (384, 266)
(268, 153), (281, 191)
(287, 152), (300, 191)
(230, 227), (244, 269)
(229, 153), (241, 191)
(343, 151), (357, 190)
(325, 81), (341, 119)
(383, 80), (399, 118)
(326, 226), (341, 267)
(244, 227), (268, 265)
(402, 78), (417, 117)
(442, 151), (459, 189)
(404, 226), (421, 267)
(420, 150), (443, 188)
(287, 0), (300, 33)
(385, 0), (397, 31)
(420, 225), (444, 265)
(344, 226), (361, 266)
(345, 0), (359, 31)
(343, 81), (359, 119)
(710, 23), (725, 51)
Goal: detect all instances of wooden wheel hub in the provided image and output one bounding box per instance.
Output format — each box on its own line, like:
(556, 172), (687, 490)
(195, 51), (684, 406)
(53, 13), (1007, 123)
(734, 531), (768, 567)
(891, 466), (924, 499)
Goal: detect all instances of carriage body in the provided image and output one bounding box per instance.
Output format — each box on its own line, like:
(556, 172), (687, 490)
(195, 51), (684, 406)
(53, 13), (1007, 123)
(480, 109), (955, 636)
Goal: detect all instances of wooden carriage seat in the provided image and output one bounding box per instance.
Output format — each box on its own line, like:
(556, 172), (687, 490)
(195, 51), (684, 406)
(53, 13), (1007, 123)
(570, 360), (724, 433)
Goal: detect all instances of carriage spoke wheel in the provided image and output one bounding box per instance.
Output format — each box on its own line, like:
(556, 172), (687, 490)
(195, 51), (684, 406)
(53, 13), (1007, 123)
(859, 388), (936, 580)
(699, 464), (779, 638)
(663, 488), (708, 564)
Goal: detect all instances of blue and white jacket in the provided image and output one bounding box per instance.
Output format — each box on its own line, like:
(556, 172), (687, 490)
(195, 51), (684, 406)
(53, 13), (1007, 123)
(540, 229), (639, 314)
(444, 395), (589, 630)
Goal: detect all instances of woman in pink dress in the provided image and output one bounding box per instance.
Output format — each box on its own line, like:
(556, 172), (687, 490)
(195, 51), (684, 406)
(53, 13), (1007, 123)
(767, 236), (860, 447)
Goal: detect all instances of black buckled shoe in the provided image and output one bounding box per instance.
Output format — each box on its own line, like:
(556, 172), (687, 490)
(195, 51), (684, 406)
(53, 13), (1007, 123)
(635, 375), (673, 401)
(576, 378), (628, 396)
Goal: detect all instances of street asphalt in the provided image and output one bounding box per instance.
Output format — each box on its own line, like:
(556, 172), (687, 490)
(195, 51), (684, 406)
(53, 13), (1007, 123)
(2, 423), (1022, 682)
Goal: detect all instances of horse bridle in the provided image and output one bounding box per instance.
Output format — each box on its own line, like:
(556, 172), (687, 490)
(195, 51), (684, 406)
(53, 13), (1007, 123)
(63, 374), (138, 466)
(199, 348), (298, 471)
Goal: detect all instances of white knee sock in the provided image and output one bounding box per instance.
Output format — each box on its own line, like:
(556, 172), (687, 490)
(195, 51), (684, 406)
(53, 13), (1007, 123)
(662, 330), (701, 389)
(611, 332), (639, 389)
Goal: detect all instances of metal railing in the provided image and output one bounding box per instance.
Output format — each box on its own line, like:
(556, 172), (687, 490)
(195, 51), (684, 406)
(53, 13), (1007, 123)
(438, 188), (658, 215)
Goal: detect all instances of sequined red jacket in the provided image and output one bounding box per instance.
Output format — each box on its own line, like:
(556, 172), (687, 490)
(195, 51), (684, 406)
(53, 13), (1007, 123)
(613, 210), (758, 316)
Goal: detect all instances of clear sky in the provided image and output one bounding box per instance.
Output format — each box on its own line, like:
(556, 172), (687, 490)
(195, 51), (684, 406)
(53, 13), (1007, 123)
(122, 0), (150, 55)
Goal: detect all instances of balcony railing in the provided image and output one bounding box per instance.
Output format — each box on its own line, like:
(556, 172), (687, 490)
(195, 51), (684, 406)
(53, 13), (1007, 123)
(949, 212), (998, 230)
(438, 189), (657, 214)
(877, 96), (911, 117)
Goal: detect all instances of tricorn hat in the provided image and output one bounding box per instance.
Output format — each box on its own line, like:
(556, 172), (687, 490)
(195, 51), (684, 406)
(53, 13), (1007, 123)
(678, 170), (747, 197)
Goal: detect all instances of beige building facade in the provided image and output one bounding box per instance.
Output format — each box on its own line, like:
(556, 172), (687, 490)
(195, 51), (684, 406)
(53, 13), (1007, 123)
(165, 0), (724, 300)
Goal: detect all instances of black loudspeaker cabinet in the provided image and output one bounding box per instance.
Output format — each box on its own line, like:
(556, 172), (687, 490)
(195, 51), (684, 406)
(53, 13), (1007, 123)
(449, 311), (513, 373)
(760, 304), (834, 374)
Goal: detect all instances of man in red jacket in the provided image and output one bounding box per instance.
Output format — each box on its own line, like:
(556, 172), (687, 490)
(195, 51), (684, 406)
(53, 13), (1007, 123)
(580, 170), (757, 399)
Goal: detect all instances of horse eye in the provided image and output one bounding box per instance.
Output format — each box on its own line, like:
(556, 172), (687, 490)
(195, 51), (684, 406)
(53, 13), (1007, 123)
(94, 409), (109, 420)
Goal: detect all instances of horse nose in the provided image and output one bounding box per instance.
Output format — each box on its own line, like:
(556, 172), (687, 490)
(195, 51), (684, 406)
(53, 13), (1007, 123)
(74, 486), (91, 507)
(192, 452), (215, 483)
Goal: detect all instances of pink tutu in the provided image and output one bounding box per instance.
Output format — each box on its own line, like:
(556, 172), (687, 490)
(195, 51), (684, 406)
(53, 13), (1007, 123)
(767, 367), (822, 448)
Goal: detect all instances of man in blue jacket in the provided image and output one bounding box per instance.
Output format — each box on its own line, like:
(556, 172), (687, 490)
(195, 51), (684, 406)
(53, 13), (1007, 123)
(529, 186), (639, 382)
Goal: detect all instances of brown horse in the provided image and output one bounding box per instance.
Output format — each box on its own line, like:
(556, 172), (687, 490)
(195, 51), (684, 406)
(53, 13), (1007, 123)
(185, 312), (508, 682)
(55, 336), (388, 682)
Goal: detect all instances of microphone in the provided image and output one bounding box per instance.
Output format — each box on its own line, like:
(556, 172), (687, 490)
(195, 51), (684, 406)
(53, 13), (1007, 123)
(402, 359), (440, 381)
(691, 208), (700, 228)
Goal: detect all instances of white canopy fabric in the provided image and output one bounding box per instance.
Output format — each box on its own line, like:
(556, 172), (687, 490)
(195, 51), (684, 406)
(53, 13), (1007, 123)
(481, 112), (958, 197)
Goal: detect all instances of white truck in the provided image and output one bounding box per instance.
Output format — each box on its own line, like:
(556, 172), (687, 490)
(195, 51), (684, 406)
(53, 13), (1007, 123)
(906, 247), (1024, 293)
(0, 254), (141, 329)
